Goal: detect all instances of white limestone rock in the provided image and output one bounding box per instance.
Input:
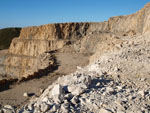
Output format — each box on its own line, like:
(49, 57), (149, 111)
(51, 84), (63, 96)
(4, 105), (14, 110)
(68, 84), (87, 96)
(40, 103), (50, 112)
(71, 96), (79, 104)
(99, 108), (113, 113)
(138, 90), (145, 97)
(23, 92), (29, 97)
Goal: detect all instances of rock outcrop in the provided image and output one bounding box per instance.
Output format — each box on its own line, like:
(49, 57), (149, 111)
(108, 3), (150, 34)
(1, 2), (150, 113)
(17, 32), (150, 113)
(0, 23), (90, 79)
(0, 2), (150, 80)
(17, 22), (150, 113)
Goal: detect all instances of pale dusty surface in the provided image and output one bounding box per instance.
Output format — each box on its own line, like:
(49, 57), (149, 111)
(1, 2), (150, 79)
(17, 32), (150, 113)
(0, 51), (89, 108)
(0, 2), (150, 113)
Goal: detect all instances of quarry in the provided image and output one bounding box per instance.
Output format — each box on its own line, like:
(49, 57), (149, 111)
(0, 2), (150, 113)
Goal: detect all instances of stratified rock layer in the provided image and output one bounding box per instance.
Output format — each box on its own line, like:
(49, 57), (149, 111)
(0, 3), (150, 79)
(17, 28), (150, 113)
(0, 23), (90, 79)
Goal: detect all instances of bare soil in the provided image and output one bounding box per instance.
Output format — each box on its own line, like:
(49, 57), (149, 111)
(0, 51), (90, 108)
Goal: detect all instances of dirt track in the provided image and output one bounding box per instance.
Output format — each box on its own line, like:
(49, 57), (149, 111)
(0, 51), (89, 108)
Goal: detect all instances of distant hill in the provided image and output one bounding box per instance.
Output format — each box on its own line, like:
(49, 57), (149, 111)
(0, 28), (21, 50)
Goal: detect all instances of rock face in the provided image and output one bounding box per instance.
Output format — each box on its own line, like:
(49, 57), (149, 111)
(1, 3), (150, 80)
(19, 23), (89, 40)
(108, 3), (150, 34)
(0, 23), (90, 79)
(18, 30), (150, 113)
(1, 2), (150, 113)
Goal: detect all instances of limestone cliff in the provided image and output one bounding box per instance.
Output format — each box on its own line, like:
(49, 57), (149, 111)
(19, 23), (89, 40)
(1, 2), (150, 79)
(108, 2), (150, 34)
(0, 23), (91, 79)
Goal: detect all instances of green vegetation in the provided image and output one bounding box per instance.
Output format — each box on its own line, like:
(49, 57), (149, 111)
(0, 28), (21, 50)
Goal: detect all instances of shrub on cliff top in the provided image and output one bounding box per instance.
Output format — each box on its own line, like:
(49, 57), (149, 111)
(0, 28), (21, 50)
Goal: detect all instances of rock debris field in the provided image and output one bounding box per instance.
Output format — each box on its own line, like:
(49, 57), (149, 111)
(1, 3), (150, 113)
(5, 33), (148, 113)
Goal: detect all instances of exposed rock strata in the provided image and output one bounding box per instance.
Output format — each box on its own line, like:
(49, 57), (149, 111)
(0, 2), (150, 113)
(1, 2), (150, 80)
(17, 32), (150, 113)
(108, 3), (150, 33)
(0, 23), (90, 79)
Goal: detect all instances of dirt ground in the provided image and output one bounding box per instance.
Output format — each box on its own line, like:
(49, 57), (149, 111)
(0, 51), (90, 108)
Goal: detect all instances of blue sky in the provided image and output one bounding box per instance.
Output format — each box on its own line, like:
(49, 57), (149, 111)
(0, 0), (149, 28)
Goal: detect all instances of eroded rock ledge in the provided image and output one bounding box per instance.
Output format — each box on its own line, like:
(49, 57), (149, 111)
(0, 2), (150, 113)
(0, 2), (150, 83)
